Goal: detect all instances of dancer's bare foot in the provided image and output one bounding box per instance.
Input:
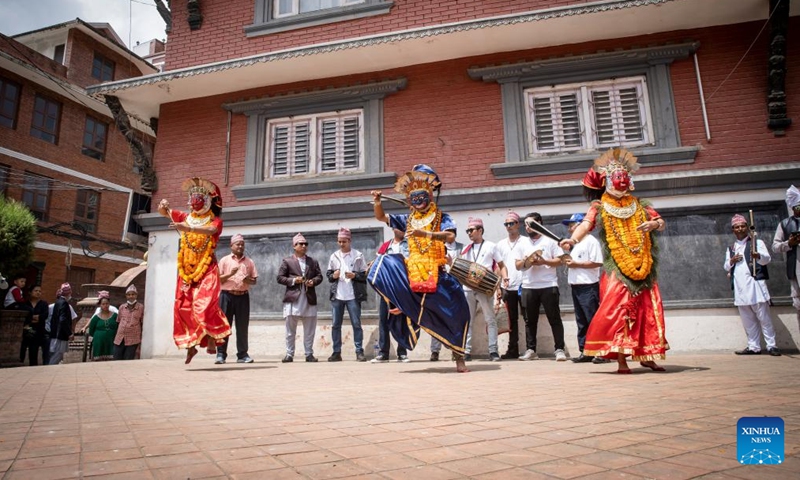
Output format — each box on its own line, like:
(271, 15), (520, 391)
(617, 356), (631, 374)
(639, 361), (666, 372)
(455, 357), (470, 373)
(185, 346), (197, 364)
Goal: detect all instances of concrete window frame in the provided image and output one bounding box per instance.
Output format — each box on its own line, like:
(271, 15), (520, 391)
(223, 78), (406, 201)
(246, 0), (394, 37)
(468, 42), (701, 179)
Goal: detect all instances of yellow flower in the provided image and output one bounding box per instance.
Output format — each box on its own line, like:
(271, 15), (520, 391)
(406, 205), (446, 293)
(600, 194), (653, 281)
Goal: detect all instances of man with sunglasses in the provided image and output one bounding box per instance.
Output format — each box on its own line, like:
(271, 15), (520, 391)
(326, 228), (369, 362)
(495, 211), (527, 360)
(463, 217), (509, 361)
(277, 233), (323, 363)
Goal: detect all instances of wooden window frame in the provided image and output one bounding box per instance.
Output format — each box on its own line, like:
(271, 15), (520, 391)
(21, 172), (51, 221)
(82, 115), (108, 161)
(74, 189), (100, 233)
(0, 76), (21, 129)
(91, 53), (115, 82)
(30, 94), (62, 144)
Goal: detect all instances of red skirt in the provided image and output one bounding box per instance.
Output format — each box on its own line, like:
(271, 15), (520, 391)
(172, 265), (231, 350)
(583, 272), (669, 361)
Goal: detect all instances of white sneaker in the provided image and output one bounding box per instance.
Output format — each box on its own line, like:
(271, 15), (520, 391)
(397, 355), (411, 363)
(555, 349), (567, 362)
(519, 349), (538, 361)
(370, 355), (389, 363)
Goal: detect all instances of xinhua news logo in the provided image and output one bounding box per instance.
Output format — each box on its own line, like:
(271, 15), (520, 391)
(737, 417), (784, 465)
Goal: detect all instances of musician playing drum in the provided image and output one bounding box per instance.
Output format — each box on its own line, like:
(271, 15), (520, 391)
(368, 164), (472, 373)
(461, 218), (509, 362)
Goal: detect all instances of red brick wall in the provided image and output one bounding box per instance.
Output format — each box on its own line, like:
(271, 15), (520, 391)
(0, 34), (67, 81)
(31, 248), (141, 305)
(151, 20), (799, 209)
(65, 29), (147, 88)
(164, 0), (593, 70)
(0, 65), (150, 295)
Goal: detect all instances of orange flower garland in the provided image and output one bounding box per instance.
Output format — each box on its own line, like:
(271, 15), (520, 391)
(177, 214), (216, 285)
(600, 194), (653, 281)
(406, 206), (446, 293)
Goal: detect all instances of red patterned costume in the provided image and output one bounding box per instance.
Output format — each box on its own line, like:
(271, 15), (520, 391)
(158, 178), (231, 363)
(562, 149), (669, 372)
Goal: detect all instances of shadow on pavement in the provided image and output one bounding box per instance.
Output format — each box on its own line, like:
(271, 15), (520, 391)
(401, 364), (502, 374)
(590, 365), (711, 374)
(186, 366), (277, 372)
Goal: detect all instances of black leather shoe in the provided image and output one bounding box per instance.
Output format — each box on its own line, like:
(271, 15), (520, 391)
(571, 353), (594, 363)
(768, 347), (781, 356)
(500, 350), (519, 360)
(281, 355), (293, 363)
(429, 351), (439, 362)
(591, 357), (610, 364)
(328, 352), (342, 362)
(306, 355), (318, 362)
(356, 352), (367, 362)
(735, 348), (761, 355)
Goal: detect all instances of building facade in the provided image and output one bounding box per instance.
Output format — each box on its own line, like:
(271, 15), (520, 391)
(0, 20), (156, 301)
(89, 0), (800, 358)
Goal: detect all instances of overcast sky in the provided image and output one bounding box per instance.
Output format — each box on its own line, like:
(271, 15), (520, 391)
(0, 0), (167, 51)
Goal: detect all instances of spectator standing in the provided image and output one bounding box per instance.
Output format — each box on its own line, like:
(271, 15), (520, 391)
(87, 291), (118, 361)
(327, 228), (368, 362)
(217, 234), (258, 364)
(372, 228), (411, 363)
(496, 211), (527, 360)
(49, 283), (78, 365)
(772, 185), (800, 312)
(114, 284), (144, 360)
(20, 285), (48, 366)
(278, 233), (323, 363)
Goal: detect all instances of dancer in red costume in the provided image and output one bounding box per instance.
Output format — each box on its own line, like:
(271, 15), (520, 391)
(560, 149), (669, 374)
(158, 177), (231, 364)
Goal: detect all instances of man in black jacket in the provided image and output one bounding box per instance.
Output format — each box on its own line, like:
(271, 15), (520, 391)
(49, 283), (78, 365)
(277, 233), (323, 363)
(326, 228), (368, 362)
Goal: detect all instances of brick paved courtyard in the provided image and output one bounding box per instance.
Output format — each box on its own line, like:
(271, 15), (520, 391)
(0, 353), (797, 479)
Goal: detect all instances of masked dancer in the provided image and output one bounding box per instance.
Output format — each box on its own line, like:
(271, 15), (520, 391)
(559, 149), (669, 374)
(369, 164), (471, 372)
(158, 177), (231, 364)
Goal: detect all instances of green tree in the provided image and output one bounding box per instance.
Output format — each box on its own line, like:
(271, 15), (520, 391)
(0, 196), (37, 276)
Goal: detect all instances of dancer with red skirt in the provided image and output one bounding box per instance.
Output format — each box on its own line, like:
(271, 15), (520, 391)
(158, 177), (231, 364)
(560, 149), (669, 374)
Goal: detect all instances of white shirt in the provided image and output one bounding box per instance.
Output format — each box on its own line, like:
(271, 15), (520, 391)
(328, 249), (367, 301)
(3, 286), (22, 307)
(724, 238), (771, 306)
(460, 240), (503, 292)
(567, 234), (603, 285)
(517, 235), (563, 289)
(496, 236), (528, 290)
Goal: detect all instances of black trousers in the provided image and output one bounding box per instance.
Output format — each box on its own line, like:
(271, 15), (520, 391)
(218, 291), (250, 359)
(521, 286), (566, 352)
(378, 299), (407, 357)
(20, 335), (44, 366)
(571, 282), (600, 352)
(114, 341), (139, 360)
(502, 288), (527, 354)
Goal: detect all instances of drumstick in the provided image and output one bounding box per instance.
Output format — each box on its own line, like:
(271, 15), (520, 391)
(524, 218), (565, 243)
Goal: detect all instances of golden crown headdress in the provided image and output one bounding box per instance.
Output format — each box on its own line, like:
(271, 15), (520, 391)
(181, 177), (218, 197)
(394, 170), (441, 196)
(592, 148), (640, 176)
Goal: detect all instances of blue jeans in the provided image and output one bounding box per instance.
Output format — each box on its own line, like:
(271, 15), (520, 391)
(378, 299), (407, 357)
(571, 283), (600, 352)
(331, 299), (363, 354)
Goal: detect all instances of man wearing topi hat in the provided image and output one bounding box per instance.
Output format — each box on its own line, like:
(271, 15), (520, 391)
(727, 214), (780, 356)
(217, 234), (259, 364)
(114, 284), (145, 360)
(277, 233), (323, 363)
(326, 227), (369, 362)
(773, 185), (800, 312)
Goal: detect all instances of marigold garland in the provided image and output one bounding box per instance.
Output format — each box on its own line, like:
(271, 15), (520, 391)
(177, 214), (216, 285)
(406, 205), (446, 293)
(600, 194), (653, 282)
